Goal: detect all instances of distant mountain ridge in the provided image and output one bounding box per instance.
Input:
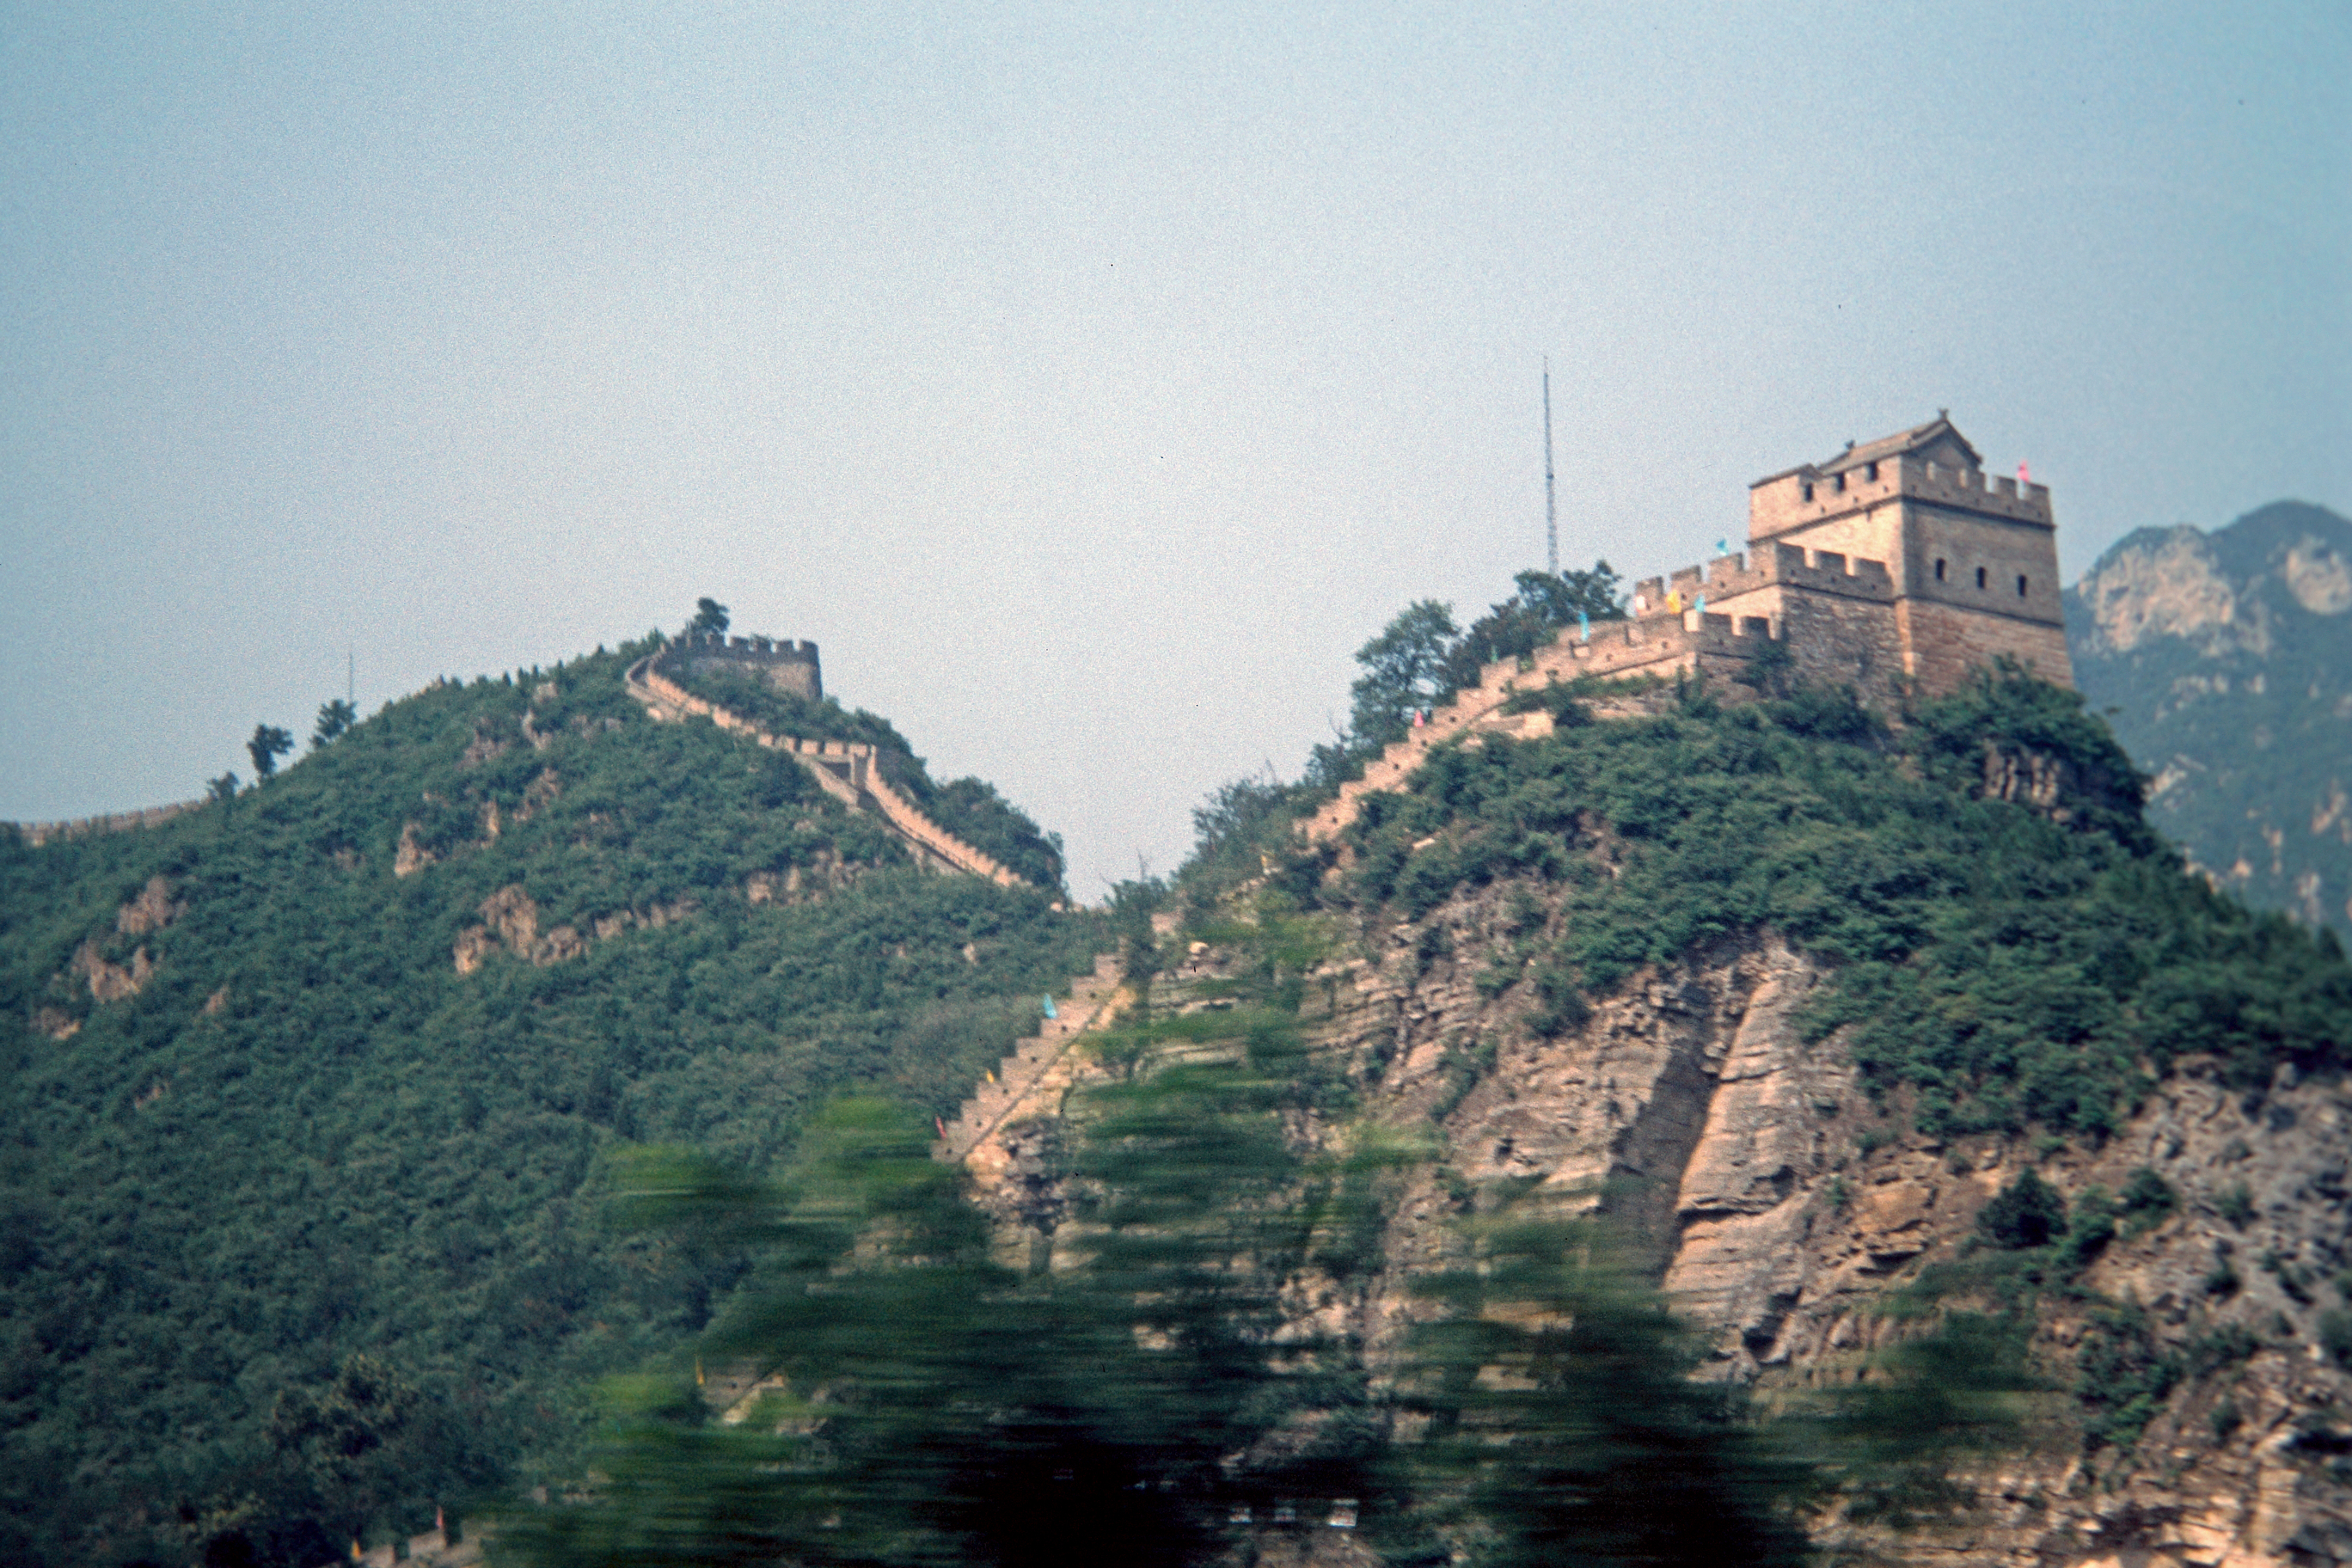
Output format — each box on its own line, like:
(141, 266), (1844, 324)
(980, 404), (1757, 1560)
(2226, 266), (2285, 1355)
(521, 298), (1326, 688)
(2065, 499), (2352, 937)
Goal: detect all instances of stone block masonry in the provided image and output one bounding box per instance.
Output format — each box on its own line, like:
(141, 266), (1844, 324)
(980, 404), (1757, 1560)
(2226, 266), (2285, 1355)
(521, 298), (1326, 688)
(940, 951), (1127, 1166)
(673, 628), (824, 701)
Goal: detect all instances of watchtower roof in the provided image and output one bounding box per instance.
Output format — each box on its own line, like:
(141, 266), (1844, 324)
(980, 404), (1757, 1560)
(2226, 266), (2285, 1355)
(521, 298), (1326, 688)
(1750, 413), (1983, 487)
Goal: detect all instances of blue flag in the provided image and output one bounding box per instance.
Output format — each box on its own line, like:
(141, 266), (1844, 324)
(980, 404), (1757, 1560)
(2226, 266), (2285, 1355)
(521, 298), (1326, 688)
(1042, 995), (1057, 1020)
(1577, 610), (1589, 642)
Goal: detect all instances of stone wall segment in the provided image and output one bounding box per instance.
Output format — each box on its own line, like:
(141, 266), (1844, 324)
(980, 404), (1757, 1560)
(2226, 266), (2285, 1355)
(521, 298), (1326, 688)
(625, 651), (1021, 885)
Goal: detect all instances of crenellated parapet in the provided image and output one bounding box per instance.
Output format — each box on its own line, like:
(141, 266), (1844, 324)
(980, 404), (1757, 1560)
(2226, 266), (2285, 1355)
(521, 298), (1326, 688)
(1749, 453), (2053, 539)
(1631, 542), (1896, 617)
(671, 629), (824, 701)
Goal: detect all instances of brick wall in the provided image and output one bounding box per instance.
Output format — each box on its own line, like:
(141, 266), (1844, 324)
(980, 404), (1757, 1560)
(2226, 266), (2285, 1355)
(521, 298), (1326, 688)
(1895, 599), (2074, 693)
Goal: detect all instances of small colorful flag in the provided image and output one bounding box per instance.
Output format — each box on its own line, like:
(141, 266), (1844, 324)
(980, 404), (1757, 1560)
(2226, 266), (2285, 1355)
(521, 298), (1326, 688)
(2018, 461), (2030, 484)
(1715, 537), (1730, 556)
(1695, 593), (1706, 613)
(1042, 995), (1057, 1020)
(1577, 610), (1589, 642)
(1666, 591), (1682, 614)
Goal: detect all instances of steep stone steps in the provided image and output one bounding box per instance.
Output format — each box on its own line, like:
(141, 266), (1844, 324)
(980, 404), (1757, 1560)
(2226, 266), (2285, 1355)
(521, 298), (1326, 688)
(938, 951), (1124, 1164)
(1300, 612), (1716, 843)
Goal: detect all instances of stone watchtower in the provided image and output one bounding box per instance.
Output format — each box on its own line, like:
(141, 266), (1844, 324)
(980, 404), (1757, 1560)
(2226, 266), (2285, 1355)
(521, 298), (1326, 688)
(669, 630), (824, 701)
(1745, 415), (2073, 692)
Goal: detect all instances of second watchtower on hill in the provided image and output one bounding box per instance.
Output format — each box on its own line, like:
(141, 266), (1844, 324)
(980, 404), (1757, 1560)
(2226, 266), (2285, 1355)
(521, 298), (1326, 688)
(671, 630), (824, 701)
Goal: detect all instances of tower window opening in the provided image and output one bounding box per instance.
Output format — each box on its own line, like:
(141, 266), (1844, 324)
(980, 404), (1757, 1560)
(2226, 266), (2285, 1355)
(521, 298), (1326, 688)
(1833, 473), (1847, 493)
(1801, 482), (1814, 502)
(1934, 558), (1946, 581)
(1865, 461), (1879, 481)
(1975, 567), (1988, 590)
(2018, 574), (2029, 597)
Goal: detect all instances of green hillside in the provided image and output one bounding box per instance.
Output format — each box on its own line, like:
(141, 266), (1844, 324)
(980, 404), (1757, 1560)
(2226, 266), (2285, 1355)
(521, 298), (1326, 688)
(505, 661), (2352, 1568)
(2066, 500), (2352, 938)
(0, 637), (1102, 1568)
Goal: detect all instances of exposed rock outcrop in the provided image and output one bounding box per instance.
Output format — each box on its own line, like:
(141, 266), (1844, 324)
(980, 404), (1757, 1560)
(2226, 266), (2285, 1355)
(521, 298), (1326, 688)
(452, 884), (704, 973)
(959, 878), (2352, 1565)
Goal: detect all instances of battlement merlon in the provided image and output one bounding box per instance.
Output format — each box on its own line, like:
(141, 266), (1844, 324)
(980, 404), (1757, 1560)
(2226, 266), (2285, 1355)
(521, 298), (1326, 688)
(1630, 545), (1896, 616)
(1749, 452), (2052, 539)
(665, 629), (824, 701)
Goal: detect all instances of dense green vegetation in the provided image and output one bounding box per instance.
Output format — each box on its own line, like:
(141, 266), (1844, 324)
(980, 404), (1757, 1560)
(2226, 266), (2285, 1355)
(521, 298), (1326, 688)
(514, 882), (2061, 1568)
(505, 894), (1926, 1568)
(503, 905), (1371, 1568)
(675, 666), (1066, 890)
(0, 639), (1101, 1568)
(1322, 668), (2349, 1137)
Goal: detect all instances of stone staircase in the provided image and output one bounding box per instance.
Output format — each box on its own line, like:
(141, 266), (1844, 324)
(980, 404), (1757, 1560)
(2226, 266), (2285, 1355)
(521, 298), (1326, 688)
(939, 951), (1125, 1165)
(625, 652), (1024, 886)
(1300, 609), (1731, 843)
(1298, 641), (1564, 844)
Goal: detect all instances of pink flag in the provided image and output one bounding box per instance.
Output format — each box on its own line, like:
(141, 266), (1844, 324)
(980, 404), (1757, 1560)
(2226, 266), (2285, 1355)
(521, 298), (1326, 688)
(2018, 461), (2030, 484)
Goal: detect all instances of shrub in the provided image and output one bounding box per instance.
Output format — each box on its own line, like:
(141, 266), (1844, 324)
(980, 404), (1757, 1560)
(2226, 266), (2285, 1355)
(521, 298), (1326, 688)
(2319, 1310), (2352, 1372)
(1333, 668), (2352, 1139)
(2119, 1167), (2177, 1235)
(1978, 1169), (2068, 1250)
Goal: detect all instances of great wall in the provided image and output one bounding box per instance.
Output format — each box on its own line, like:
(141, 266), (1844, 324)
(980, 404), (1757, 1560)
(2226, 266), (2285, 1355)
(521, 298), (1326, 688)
(620, 642), (1142, 1177)
(19, 414), (2152, 1564)
(10, 799), (204, 848)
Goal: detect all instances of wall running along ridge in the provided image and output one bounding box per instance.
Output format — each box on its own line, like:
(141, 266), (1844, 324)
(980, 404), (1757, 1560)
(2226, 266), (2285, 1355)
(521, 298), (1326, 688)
(624, 652), (1026, 887)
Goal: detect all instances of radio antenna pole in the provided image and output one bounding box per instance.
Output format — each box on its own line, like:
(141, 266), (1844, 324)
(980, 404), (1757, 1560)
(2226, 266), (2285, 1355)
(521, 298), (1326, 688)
(1542, 357), (1558, 576)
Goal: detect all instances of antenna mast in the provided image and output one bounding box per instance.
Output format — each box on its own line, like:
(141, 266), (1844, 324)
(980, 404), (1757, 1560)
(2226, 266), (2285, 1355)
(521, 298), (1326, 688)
(1541, 357), (1558, 576)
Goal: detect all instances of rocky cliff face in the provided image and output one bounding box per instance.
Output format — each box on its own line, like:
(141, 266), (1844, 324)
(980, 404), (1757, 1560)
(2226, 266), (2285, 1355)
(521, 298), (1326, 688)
(2067, 502), (2352, 938)
(968, 882), (2352, 1565)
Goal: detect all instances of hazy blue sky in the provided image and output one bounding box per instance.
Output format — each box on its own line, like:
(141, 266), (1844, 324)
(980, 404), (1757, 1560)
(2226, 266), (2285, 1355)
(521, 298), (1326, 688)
(4, 3), (2345, 897)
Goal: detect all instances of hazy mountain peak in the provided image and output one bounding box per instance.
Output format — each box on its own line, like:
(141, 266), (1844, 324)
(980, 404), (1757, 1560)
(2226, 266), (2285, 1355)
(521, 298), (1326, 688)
(2066, 499), (2352, 935)
(2072, 522), (2245, 654)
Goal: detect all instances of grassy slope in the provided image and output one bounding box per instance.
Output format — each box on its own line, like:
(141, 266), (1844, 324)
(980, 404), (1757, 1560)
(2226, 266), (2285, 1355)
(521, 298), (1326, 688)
(0, 639), (1103, 1567)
